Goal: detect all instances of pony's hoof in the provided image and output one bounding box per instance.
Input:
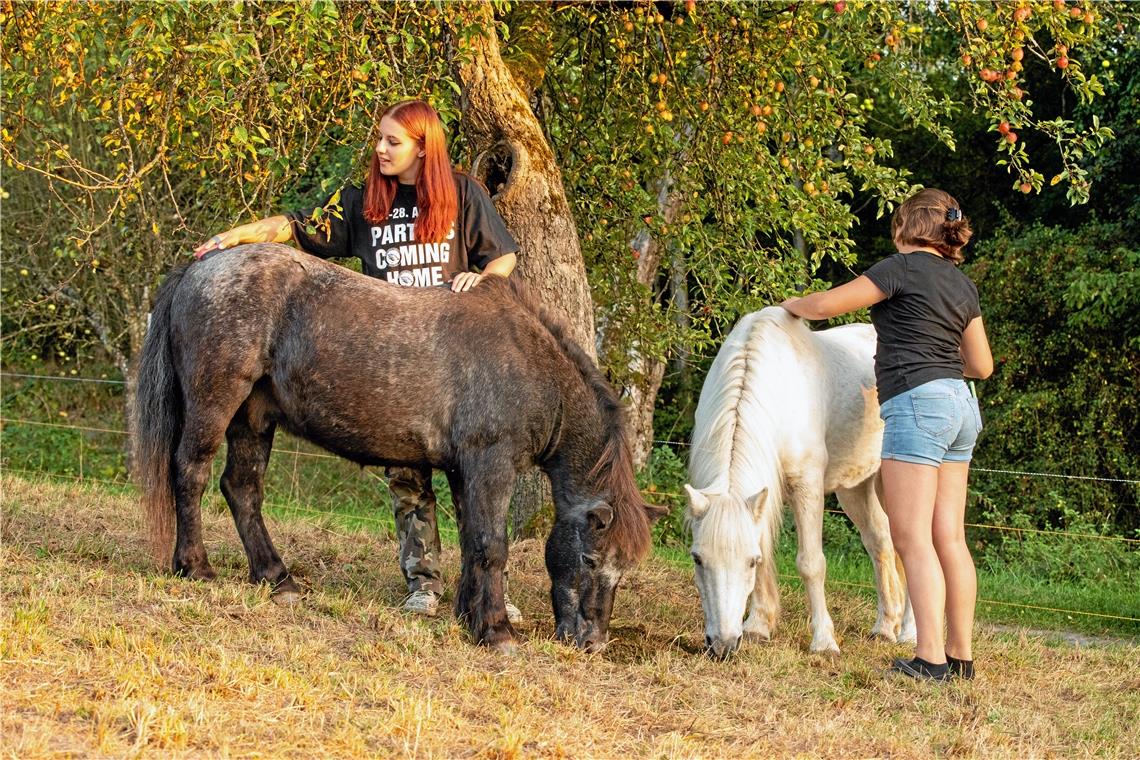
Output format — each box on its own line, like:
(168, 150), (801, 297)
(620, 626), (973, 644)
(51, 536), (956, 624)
(810, 640), (842, 656)
(868, 628), (898, 643)
(272, 589), (303, 606)
(491, 639), (519, 656)
(173, 561), (217, 581)
(269, 574), (301, 594)
(743, 630), (773, 643)
(477, 621), (518, 653)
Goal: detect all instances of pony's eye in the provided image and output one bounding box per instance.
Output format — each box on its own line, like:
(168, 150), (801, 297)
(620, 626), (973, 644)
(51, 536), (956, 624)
(691, 552), (703, 567)
(581, 553), (598, 568)
(748, 557), (759, 569)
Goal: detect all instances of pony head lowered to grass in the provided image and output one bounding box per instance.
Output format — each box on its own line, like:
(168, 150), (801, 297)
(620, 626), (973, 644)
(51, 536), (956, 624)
(132, 244), (665, 652)
(685, 307), (914, 659)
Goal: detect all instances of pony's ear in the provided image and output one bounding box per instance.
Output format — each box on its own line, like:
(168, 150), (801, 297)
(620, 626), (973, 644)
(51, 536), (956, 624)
(746, 488), (768, 520)
(587, 503), (614, 531)
(684, 484), (710, 518)
(643, 502), (669, 525)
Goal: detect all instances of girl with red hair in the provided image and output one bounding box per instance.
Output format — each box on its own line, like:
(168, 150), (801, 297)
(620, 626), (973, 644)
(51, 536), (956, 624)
(194, 100), (520, 621)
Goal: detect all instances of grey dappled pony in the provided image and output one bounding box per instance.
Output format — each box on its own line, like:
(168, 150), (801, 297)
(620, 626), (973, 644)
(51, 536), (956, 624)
(685, 307), (915, 659)
(132, 244), (664, 652)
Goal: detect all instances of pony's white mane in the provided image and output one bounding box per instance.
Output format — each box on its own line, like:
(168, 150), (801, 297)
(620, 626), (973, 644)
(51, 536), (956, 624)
(689, 308), (815, 549)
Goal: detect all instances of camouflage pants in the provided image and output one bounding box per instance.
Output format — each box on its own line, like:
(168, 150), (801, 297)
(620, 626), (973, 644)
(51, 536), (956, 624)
(386, 466), (443, 594)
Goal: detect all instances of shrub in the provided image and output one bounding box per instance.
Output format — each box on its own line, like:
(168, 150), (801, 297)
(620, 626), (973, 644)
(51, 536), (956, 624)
(967, 219), (1139, 536)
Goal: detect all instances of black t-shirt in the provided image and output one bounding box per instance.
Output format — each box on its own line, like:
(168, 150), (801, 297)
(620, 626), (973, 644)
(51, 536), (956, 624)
(286, 174), (518, 287)
(864, 251), (981, 403)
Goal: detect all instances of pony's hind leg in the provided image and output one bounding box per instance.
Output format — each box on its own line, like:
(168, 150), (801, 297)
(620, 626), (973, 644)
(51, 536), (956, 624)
(170, 379), (256, 581)
(171, 419), (230, 581)
(453, 451), (516, 651)
(220, 397), (299, 601)
(837, 477), (906, 642)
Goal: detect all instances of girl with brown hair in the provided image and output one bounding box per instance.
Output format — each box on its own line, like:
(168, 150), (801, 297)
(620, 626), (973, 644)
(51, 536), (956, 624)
(780, 188), (993, 681)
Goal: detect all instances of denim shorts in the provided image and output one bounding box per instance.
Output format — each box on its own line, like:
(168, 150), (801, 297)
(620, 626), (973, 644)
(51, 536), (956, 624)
(879, 378), (983, 466)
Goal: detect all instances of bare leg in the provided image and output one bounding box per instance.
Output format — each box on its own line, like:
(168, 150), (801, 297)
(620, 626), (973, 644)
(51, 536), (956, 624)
(837, 478), (905, 642)
(897, 553), (917, 643)
(932, 461), (976, 661)
(875, 474), (916, 643)
(879, 459), (944, 664)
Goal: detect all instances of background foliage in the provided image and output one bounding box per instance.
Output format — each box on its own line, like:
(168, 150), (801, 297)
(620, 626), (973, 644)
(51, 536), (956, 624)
(3, 1), (1138, 545)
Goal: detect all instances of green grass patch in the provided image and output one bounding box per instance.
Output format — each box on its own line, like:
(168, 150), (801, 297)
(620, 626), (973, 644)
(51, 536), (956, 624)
(655, 511), (1139, 640)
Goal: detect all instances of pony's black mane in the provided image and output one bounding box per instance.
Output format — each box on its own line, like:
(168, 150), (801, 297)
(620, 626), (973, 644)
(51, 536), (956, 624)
(482, 277), (654, 563)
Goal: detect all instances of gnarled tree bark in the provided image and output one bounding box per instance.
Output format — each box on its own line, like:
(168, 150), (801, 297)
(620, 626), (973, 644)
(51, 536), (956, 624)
(454, 2), (596, 537)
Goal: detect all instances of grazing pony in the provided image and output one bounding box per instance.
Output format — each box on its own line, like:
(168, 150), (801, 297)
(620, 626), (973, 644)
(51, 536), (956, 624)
(133, 244), (663, 651)
(684, 307), (915, 658)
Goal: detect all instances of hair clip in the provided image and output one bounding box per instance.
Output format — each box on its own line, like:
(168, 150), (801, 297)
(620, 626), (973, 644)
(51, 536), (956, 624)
(946, 208), (962, 221)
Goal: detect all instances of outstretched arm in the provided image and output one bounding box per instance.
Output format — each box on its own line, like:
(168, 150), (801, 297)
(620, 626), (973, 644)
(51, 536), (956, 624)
(192, 215), (294, 259)
(451, 253), (518, 292)
(780, 275), (887, 320)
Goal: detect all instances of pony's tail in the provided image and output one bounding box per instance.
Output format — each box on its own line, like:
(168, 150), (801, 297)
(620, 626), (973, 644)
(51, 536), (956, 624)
(131, 264), (190, 568)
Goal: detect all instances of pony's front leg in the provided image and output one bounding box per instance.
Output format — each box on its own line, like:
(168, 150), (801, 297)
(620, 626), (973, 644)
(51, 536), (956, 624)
(743, 546), (780, 642)
(790, 480), (839, 654)
(837, 479), (905, 642)
(453, 457), (516, 652)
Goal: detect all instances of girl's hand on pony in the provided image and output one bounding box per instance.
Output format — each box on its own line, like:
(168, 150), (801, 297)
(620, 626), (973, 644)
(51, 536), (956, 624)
(451, 272), (485, 292)
(193, 229), (240, 259)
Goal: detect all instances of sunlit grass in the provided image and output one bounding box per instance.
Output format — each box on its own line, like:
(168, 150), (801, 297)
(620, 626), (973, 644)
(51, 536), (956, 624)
(3, 474), (1139, 758)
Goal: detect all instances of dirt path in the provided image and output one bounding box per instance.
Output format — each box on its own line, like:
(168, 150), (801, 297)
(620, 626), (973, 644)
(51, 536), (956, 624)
(983, 623), (1137, 648)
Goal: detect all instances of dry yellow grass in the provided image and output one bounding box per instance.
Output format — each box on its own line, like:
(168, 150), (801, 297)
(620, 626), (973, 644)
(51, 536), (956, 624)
(2, 473), (1138, 758)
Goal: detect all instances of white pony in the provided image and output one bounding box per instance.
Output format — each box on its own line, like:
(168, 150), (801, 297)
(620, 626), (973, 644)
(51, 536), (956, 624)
(685, 307), (915, 658)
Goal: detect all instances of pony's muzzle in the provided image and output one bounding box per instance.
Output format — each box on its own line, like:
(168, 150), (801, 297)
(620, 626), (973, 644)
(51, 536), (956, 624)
(555, 616), (578, 644)
(556, 613), (608, 652)
(706, 633), (742, 660)
(576, 623), (609, 653)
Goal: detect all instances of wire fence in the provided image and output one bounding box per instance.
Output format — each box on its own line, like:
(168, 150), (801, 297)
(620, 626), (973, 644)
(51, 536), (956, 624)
(9, 460), (1138, 628)
(4, 413), (1137, 546)
(3, 371), (1138, 628)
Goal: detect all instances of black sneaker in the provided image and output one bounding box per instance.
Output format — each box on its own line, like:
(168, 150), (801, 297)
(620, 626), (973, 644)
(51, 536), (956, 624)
(947, 655), (974, 680)
(888, 657), (951, 683)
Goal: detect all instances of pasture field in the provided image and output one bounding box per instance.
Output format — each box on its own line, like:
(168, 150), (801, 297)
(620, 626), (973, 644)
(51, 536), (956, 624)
(3, 474), (1139, 759)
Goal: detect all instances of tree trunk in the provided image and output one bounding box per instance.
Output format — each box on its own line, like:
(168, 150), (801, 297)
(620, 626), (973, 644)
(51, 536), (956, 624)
(454, 2), (596, 538)
(122, 289), (150, 478)
(620, 172), (683, 469)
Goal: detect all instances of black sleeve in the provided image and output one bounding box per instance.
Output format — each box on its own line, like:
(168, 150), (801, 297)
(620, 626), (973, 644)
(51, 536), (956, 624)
(965, 279), (982, 322)
(285, 185), (361, 260)
(864, 254), (908, 299)
(459, 175), (519, 270)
